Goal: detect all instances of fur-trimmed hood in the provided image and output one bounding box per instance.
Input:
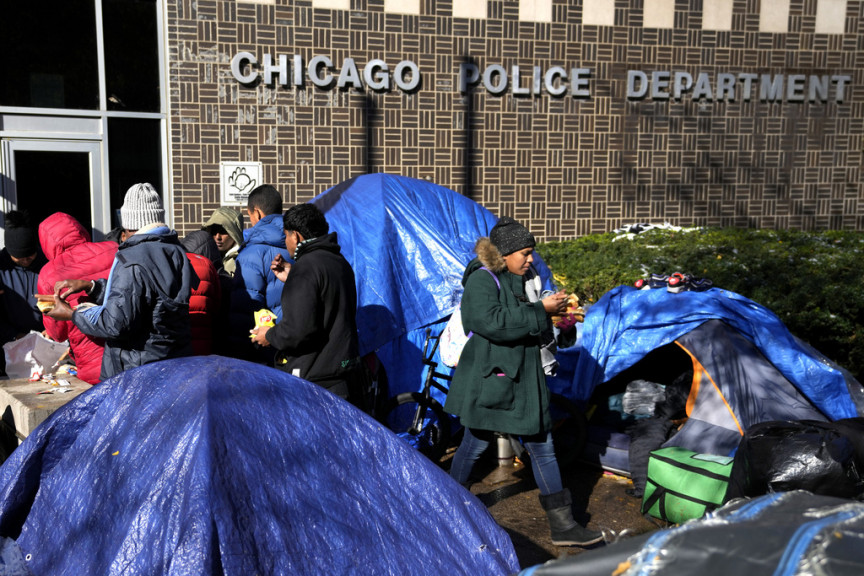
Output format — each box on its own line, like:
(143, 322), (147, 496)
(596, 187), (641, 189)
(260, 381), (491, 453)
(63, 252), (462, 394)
(461, 237), (505, 286)
(474, 237), (506, 273)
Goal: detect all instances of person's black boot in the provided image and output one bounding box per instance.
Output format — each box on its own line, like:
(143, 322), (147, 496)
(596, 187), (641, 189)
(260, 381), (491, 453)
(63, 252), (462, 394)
(538, 488), (604, 546)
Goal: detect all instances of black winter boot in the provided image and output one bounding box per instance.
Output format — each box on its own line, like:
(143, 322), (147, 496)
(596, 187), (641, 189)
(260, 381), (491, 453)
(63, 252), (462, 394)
(538, 489), (604, 546)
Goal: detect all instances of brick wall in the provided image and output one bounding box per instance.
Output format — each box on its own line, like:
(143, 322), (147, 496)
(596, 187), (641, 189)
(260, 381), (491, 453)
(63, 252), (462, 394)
(166, 0), (863, 240)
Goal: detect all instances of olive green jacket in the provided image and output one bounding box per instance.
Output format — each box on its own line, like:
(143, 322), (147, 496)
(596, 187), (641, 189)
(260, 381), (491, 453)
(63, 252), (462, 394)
(443, 238), (552, 436)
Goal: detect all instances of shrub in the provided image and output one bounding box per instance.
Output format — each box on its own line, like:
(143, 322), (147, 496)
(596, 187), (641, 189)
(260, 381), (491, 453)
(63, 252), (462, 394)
(538, 227), (864, 381)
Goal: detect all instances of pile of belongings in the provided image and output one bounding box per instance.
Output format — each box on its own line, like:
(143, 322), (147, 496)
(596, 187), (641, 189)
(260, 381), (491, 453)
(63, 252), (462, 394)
(566, 284), (864, 525)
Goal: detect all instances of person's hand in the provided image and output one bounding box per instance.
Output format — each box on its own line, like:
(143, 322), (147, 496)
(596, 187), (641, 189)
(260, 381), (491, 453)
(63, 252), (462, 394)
(46, 296), (74, 322)
(249, 326), (271, 347)
(541, 290), (569, 316)
(270, 254), (291, 283)
(54, 279), (92, 300)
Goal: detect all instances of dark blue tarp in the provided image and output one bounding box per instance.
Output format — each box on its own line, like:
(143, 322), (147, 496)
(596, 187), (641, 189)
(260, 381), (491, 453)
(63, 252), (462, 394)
(0, 357), (519, 575)
(518, 491), (864, 576)
(312, 173), (555, 399)
(569, 285), (862, 420)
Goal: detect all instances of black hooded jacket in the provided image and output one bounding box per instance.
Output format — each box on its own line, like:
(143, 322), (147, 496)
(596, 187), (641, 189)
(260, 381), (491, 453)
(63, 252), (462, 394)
(266, 232), (359, 385)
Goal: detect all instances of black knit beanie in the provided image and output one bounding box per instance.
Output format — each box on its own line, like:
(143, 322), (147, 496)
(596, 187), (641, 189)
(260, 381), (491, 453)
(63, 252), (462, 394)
(4, 210), (38, 258)
(489, 216), (535, 256)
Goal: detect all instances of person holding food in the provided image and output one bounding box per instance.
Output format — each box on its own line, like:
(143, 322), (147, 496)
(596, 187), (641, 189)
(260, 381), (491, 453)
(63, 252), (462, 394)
(45, 184), (196, 381)
(249, 203), (362, 405)
(229, 185), (290, 363)
(443, 216), (603, 547)
(36, 212), (118, 384)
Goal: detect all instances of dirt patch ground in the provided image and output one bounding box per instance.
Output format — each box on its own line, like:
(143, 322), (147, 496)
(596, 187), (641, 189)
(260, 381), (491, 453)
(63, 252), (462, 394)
(440, 447), (667, 571)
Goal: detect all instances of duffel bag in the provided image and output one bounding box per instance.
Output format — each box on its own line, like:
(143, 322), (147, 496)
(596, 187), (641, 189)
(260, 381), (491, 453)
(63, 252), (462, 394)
(642, 446), (733, 524)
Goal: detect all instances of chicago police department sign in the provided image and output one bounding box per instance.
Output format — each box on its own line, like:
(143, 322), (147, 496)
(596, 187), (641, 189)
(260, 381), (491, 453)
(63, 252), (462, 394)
(230, 52), (852, 103)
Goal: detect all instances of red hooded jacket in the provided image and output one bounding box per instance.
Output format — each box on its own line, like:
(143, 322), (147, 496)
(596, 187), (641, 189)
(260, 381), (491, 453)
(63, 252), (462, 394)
(37, 213), (118, 384)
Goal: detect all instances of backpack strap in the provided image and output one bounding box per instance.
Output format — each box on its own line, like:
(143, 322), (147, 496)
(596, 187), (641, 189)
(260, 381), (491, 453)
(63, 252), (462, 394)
(478, 266), (501, 291)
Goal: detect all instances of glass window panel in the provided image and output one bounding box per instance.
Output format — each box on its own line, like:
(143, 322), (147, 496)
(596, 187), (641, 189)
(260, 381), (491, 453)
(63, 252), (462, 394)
(15, 151), (94, 231)
(0, 1), (99, 109)
(108, 118), (163, 226)
(103, 0), (160, 112)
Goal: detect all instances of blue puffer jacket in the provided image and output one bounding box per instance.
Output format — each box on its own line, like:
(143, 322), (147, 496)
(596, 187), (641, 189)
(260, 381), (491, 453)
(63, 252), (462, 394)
(230, 214), (291, 335)
(72, 227), (196, 381)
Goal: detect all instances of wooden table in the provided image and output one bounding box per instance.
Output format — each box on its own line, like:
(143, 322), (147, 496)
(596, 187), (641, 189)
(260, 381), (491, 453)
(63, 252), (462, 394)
(0, 373), (91, 444)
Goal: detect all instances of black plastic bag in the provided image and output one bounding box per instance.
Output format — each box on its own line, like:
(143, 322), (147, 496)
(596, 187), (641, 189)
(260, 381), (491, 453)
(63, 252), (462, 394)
(726, 417), (864, 502)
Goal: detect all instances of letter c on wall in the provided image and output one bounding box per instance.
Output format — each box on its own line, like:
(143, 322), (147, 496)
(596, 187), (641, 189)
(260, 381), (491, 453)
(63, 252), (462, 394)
(308, 55), (335, 88)
(231, 51), (258, 84)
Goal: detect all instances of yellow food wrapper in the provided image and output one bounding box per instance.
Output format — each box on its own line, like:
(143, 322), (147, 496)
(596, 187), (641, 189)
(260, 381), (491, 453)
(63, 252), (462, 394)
(251, 309), (276, 339)
(551, 294), (584, 330)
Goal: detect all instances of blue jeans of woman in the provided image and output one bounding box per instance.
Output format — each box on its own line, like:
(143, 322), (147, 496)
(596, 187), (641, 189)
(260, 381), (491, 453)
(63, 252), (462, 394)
(449, 427), (563, 495)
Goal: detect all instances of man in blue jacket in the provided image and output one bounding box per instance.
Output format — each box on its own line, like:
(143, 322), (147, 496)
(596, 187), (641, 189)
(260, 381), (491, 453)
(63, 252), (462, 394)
(230, 184), (290, 361)
(48, 183), (196, 381)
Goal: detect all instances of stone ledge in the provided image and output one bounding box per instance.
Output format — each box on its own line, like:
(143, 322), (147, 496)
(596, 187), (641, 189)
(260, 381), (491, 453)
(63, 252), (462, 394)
(0, 376), (91, 443)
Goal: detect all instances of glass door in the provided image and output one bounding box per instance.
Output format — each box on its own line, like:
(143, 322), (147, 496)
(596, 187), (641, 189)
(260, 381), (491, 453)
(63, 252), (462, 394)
(1, 139), (107, 242)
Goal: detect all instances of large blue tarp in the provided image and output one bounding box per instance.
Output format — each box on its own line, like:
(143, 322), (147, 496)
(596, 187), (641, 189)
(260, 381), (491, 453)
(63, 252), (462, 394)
(312, 173), (555, 399)
(313, 175), (860, 425)
(0, 357), (519, 575)
(569, 285), (862, 419)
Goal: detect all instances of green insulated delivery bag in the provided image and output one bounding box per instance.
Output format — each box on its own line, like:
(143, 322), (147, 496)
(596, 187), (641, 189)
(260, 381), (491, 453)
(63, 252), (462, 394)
(642, 447), (733, 524)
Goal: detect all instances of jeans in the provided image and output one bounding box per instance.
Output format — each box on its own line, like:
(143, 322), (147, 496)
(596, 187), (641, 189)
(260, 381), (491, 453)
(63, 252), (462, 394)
(449, 427), (564, 495)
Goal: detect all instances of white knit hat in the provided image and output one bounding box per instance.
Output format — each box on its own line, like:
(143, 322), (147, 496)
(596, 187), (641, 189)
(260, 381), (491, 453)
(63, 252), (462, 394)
(120, 183), (165, 230)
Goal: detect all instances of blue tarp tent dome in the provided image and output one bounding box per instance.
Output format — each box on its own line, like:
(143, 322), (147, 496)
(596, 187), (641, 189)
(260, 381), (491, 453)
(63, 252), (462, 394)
(311, 173), (555, 399)
(0, 357), (519, 575)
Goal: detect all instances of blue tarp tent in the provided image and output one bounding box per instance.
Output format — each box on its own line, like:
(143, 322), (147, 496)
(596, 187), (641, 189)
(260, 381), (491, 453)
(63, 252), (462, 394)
(567, 285), (864, 458)
(0, 357), (519, 575)
(311, 173), (555, 401)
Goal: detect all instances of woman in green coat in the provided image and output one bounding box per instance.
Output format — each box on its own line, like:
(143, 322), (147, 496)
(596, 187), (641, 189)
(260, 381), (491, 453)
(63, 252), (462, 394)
(444, 217), (603, 547)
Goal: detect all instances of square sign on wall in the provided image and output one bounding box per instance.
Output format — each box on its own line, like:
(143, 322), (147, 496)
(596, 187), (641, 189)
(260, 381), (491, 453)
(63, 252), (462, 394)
(220, 161), (262, 206)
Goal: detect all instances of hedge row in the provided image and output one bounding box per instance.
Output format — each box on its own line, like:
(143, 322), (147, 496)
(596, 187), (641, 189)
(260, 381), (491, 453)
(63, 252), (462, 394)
(537, 227), (864, 381)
